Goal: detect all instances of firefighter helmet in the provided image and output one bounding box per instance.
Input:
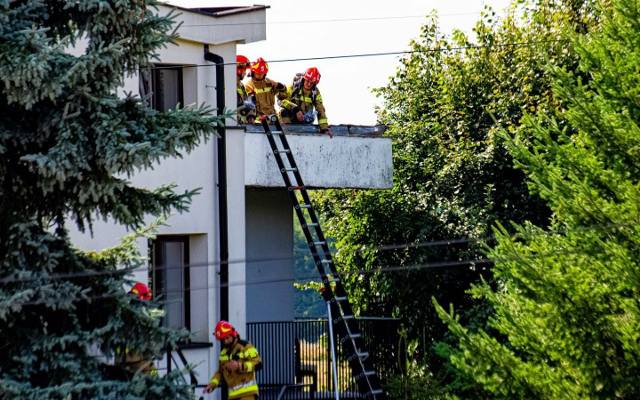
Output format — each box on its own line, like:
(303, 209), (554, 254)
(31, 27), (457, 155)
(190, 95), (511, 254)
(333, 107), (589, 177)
(214, 320), (238, 340)
(237, 55), (250, 70)
(237, 55), (250, 67)
(251, 57), (269, 75)
(130, 282), (152, 301)
(304, 67), (321, 84)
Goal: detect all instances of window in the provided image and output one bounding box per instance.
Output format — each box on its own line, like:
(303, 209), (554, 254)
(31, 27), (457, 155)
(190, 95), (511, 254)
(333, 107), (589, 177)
(150, 236), (190, 331)
(139, 65), (184, 111)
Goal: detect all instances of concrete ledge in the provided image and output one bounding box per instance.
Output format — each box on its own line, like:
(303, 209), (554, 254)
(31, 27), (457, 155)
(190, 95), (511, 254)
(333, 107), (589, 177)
(244, 125), (393, 189)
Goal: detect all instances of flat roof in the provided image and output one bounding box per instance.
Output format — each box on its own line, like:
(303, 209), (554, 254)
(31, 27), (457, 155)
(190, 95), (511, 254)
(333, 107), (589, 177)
(159, 3), (269, 19)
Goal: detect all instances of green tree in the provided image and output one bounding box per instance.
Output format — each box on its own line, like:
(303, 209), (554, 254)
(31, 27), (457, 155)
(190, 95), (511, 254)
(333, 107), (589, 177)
(437, 0), (640, 397)
(0, 0), (220, 398)
(315, 0), (597, 352)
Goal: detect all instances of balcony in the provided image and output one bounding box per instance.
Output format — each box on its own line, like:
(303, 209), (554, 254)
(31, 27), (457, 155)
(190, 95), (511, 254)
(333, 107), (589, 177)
(243, 125), (392, 189)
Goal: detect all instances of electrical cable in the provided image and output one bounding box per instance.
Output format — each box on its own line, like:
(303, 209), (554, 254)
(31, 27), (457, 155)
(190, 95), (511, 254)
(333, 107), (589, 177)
(4, 242), (620, 308)
(146, 39), (568, 70)
(0, 220), (634, 285)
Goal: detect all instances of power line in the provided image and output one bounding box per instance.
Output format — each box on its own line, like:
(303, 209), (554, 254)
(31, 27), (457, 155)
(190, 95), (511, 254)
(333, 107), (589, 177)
(1, 220), (634, 286)
(179, 11), (496, 28)
(147, 39), (567, 71)
(5, 241), (622, 308)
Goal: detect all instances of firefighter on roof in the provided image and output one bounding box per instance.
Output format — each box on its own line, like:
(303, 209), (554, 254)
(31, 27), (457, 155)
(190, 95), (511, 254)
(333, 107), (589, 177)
(205, 320), (262, 399)
(279, 67), (331, 136)
(244, 57), (287, 118)
(236, 55), (256, 124)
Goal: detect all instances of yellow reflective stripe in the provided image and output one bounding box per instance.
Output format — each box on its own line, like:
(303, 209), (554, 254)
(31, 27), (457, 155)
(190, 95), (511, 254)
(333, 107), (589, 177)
(236, 347), (259, 359)
(301, 96), (313, 104)
(281, 100), (297, 108)
(229, 382), (258, 397)
(318, 118), (328, 124)
(237, 88), (243, 95)
(245, 348), (259, 358)
(219, 355), (230, 361)
(210, 377), (220, 386)
(244, 361), (254, 372)
(254, 87), (272, 94)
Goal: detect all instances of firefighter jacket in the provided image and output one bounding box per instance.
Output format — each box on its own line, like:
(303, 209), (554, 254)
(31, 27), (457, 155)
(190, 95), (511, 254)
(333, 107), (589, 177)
(209, 339), (262, 399)
(279, 84), (328, 130)
(244, 76), (287, 117)
(237, 79), (256, 124)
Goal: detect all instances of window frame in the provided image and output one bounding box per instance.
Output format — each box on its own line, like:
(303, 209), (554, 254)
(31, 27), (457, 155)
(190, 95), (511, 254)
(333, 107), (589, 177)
(149, 235), (191, 332)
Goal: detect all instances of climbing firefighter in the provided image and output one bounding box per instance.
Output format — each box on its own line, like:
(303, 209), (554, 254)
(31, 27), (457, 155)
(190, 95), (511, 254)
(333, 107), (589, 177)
(205, 320), (262, 399)
(244, 57), (287, 118)
(236, 55), (256, 124)
(279, 67), (331, 136)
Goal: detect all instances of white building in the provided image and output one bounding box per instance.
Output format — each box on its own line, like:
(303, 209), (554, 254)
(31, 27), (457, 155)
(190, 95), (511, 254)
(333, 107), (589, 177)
(69, 3), (392, 398)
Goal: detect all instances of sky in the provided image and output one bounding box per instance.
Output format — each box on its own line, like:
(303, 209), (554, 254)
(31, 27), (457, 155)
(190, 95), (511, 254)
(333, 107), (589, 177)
(167, 0), (513, 125)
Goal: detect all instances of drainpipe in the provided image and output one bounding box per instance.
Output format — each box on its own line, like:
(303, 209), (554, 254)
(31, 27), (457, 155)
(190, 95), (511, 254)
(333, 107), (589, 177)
(204, 46), (229, 323)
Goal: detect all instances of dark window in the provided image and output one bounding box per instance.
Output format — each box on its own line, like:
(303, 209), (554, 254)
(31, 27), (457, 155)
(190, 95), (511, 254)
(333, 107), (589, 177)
(150, 236), (190, 331)
(139, 65), (184, 111)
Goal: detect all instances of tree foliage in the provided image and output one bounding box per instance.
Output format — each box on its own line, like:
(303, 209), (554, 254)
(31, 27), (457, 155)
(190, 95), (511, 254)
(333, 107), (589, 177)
(0, 0), (220, 397)
(437, 0), (640, 397)
(314, 0), (598, 351)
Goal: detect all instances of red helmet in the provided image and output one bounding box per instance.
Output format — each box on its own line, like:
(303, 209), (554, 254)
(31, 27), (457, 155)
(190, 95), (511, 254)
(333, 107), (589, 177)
(237, 55), (250, 71)
(130, 282), (151, 301)
(214, 320), (238, 340)
(304, 67), (321, 84)
(251, 57), (269, 75)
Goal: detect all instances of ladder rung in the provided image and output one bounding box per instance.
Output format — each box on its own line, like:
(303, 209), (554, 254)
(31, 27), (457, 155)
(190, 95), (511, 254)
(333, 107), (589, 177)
(313, 241), (326, 246)
(357, 351), (369, 360)
(281, 167), (298, 172)
(323, 277), (340, 284)
(275, 149), (291, 153)
(305, 222), (319, 227)
(321, 259), (332, 264)
(268, 130), (283, 135)
(299, 204), (312, 208)
(356, 371), (377, 380)
(350, 333), (361, 339)
(341, 314), (355, 320)
(369, 389), (384, 396)
(335, 296), (346, 301)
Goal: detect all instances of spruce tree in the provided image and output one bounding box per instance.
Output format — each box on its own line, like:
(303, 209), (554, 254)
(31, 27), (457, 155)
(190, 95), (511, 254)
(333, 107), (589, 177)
(437, 0), (640, 397)
(0, 0), (220, 398)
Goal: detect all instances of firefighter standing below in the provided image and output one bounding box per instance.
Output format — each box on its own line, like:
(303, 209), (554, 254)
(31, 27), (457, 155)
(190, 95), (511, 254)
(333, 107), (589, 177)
(205, 320), (262, 400)
(236, 55), (256, 124)
(244, 57), (287, 118)
(279, 67), (331, 136)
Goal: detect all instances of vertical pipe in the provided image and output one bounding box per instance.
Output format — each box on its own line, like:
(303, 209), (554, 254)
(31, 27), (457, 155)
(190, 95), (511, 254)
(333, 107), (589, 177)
(203, 45), (228, 322)
(326, 302), (340, 400)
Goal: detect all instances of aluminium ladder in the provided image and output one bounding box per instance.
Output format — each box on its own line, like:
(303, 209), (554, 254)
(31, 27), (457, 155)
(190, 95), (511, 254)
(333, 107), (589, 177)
(259, 115), (386, 400)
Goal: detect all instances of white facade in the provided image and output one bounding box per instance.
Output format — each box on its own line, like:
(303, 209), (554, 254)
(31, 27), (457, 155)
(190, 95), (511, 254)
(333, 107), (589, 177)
(67, 4), (393, 397)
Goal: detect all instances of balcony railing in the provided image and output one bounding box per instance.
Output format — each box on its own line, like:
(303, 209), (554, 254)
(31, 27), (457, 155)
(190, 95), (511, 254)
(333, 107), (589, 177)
(247, 318), (402, 400)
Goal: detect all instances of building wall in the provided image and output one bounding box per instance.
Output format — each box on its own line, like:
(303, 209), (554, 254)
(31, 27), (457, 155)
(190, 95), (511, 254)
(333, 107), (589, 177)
(245, 189), (294, 323)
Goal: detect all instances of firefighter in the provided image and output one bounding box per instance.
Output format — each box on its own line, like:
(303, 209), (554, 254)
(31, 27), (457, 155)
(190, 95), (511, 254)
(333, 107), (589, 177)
(236, 55), (256, 124)
(205, 320), (262, 399)
(244, 57), (287, 118)
(116, 282), (158, 376)
(279, 67), (331, 136)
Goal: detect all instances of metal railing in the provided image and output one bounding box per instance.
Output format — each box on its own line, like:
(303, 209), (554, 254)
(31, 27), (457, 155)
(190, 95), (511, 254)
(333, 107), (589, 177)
(247, 318), (401, 400)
